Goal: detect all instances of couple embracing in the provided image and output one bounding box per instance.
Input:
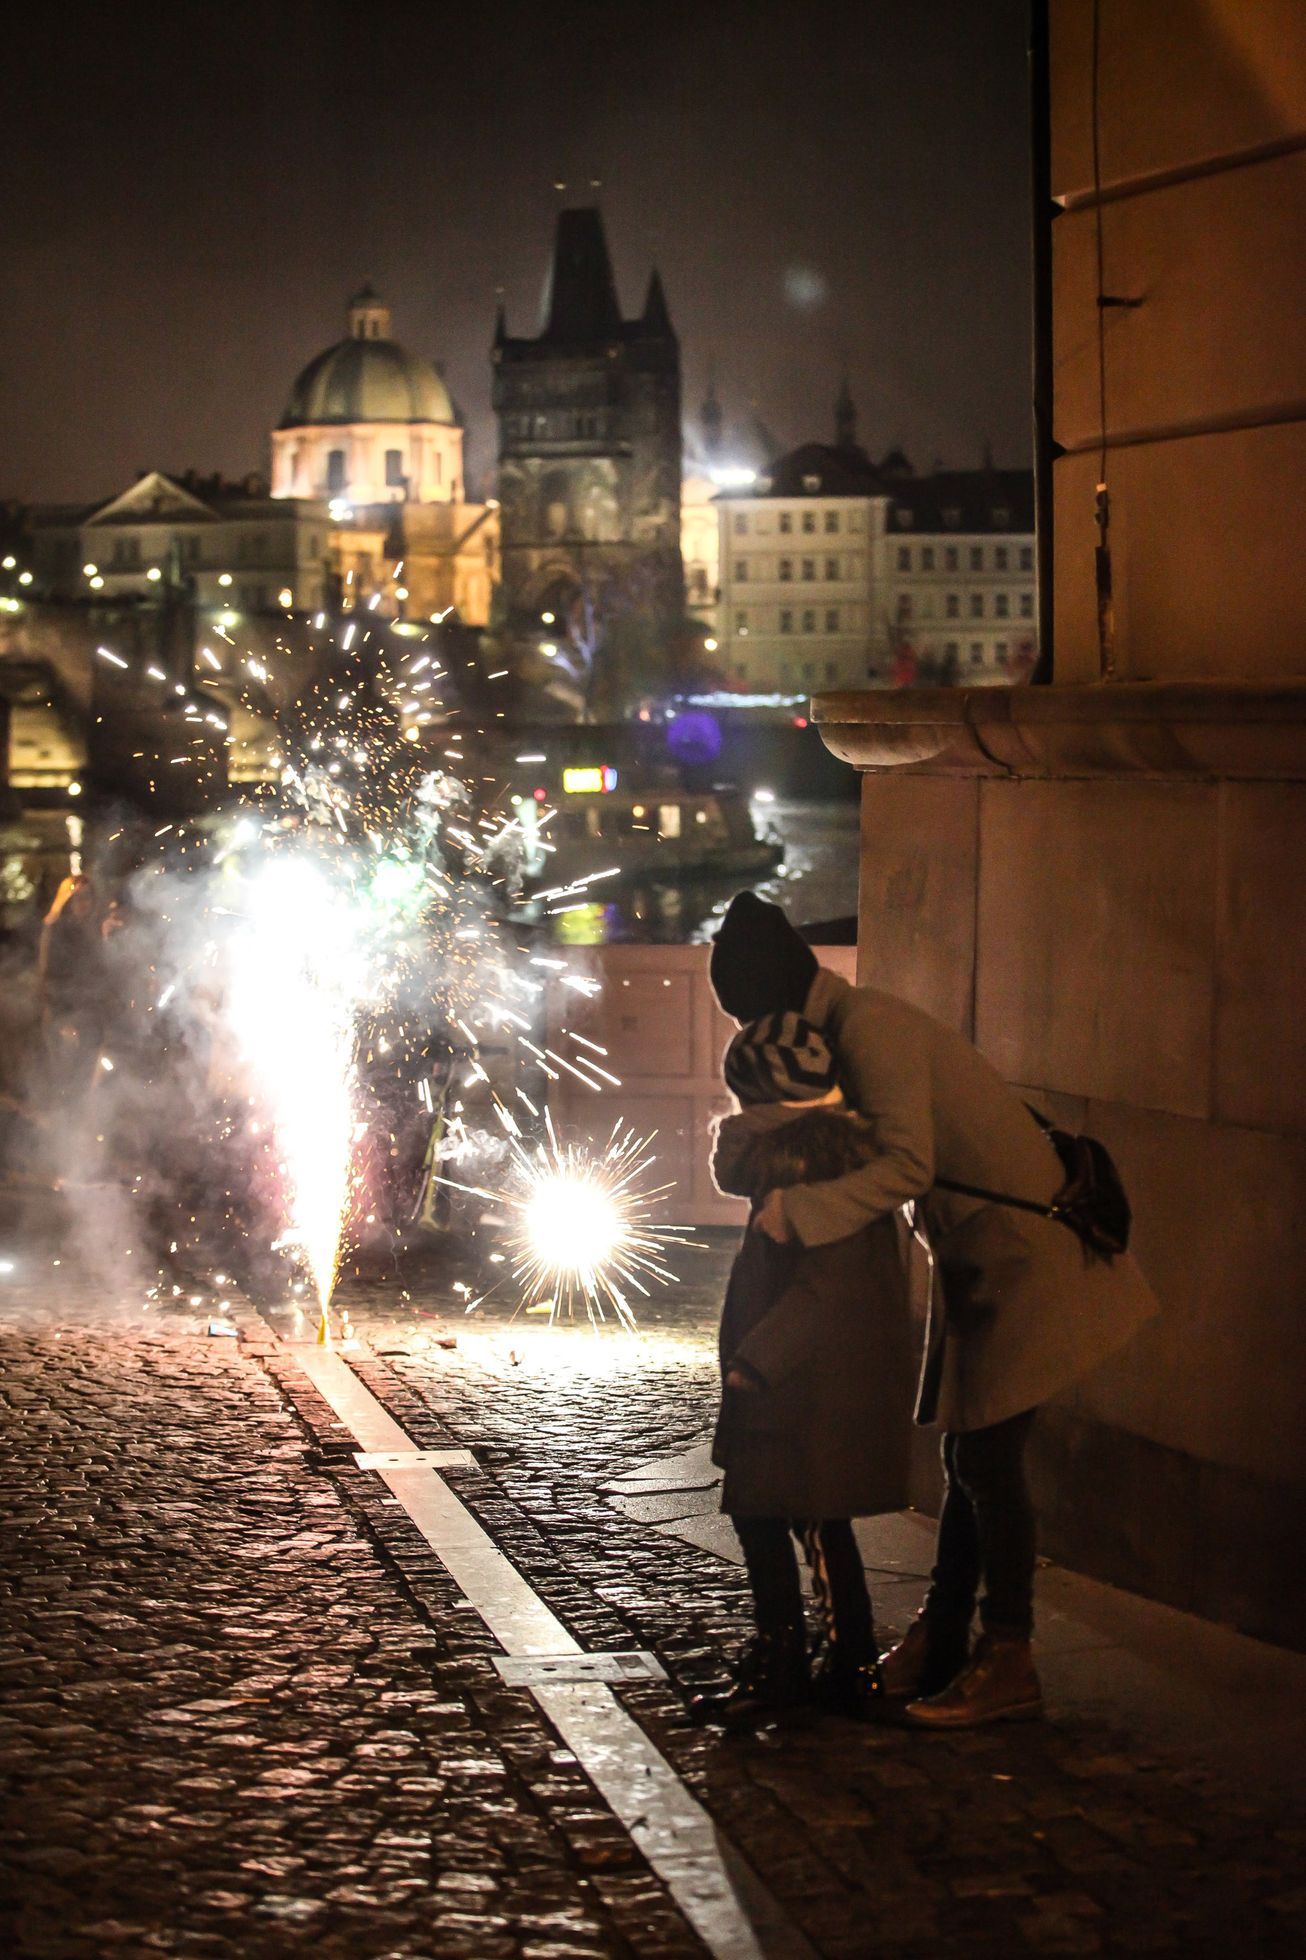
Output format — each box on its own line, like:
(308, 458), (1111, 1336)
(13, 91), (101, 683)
(695, 892), (1158, 1731)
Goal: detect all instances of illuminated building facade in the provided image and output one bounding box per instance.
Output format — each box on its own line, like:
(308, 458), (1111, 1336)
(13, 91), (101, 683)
(272, 287), (464, 508)
(716, 396), (1034, 691)
(272, 289), (499, 627)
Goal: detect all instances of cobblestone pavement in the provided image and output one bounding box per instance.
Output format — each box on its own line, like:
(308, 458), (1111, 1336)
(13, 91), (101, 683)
(3, 1248), (1305, 1958)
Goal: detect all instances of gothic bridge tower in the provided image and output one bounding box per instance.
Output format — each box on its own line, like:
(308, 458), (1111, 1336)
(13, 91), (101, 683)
(492, 208), (683, 642)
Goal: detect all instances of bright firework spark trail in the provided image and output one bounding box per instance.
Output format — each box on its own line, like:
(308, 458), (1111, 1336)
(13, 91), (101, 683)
(65, 575), (691, 1334)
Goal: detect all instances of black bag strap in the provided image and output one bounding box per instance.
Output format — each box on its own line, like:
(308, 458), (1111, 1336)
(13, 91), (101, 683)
(933, 1174), (1058, 1219)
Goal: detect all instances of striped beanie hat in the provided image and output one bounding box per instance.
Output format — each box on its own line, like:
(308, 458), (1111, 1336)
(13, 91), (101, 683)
(723, 1013), (838, 1106)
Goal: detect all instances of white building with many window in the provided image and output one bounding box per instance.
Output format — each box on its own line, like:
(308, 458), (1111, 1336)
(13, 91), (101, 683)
(715, 438), (1035, 692)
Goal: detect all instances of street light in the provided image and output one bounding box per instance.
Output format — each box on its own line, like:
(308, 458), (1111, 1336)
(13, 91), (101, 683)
(82, 563), (98, 577)
(218, 572), (233, 588)
(146, 566), (162, 582)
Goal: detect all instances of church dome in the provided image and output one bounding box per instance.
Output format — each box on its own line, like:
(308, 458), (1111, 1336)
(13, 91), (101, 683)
(279, 289), (455, 429)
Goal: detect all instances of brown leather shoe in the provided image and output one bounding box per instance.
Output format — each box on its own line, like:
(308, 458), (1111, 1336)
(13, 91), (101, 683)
(904, 1632), (1043, 1729)
(878, 1613), (969, 1700)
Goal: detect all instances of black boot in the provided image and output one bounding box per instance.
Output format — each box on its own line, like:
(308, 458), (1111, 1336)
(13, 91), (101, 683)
(811, 1642), (886, 1720)
(690, 1629), (810, 1730)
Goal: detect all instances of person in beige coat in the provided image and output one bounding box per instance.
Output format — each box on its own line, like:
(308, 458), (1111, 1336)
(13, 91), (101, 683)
(709, 891), (1160, 1729)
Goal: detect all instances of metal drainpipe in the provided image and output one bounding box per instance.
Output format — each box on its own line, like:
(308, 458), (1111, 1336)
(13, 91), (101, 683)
(1029, 0), (1058, 684)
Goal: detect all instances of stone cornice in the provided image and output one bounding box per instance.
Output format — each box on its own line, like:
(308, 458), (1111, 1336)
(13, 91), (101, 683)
(811, 681), (1306, 780)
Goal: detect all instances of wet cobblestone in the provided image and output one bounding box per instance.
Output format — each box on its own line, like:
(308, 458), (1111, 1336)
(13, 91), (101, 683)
(0, 1282), (704, 1958)
(3, 1258), (1305, 1957)
(327, 1269), (1306, 1959)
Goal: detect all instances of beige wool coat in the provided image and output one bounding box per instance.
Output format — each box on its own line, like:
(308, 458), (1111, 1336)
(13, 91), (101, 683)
(769, 969), (1159, 1433)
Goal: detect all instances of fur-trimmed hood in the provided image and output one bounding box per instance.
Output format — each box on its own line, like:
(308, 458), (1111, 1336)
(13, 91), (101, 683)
(711, 1103), (879, 1204)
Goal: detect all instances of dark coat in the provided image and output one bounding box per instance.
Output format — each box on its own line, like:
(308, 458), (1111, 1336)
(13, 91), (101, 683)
(709, 1105), (914, 1520)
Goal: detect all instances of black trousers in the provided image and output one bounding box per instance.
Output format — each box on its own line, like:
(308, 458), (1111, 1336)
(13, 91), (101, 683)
(926, 1408), (1038, 1639)
(732, 1516), (873, 1661)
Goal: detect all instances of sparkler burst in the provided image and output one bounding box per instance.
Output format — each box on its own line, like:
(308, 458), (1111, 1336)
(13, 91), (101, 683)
(439, 1117), (690, 1329)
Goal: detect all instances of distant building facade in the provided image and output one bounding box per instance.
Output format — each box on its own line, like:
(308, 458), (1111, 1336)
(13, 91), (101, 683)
(272, 289), (498, 627)
(492, 208), (683, 634)
(715, 394), (1034, 691)
(272, 286), (465, 508)
(30, 470), (331, 614)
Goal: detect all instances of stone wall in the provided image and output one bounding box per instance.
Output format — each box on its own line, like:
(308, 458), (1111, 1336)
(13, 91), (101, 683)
(848, 745), (1305, 1646)
(1049, 0), (1306, 685)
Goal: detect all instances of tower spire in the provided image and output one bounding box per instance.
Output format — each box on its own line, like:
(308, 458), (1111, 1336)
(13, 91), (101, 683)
(539, 207), (622, 340)
(641, 267), (675, 341)
(701, 371), (723, 458)
(835, 375), (857, 449)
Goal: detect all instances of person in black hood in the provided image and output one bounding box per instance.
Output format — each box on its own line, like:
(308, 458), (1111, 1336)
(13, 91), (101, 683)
(709, 890), (818, 1024)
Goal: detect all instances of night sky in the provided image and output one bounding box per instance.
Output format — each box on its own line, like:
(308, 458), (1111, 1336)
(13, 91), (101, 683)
(2, 0), (1033, 507)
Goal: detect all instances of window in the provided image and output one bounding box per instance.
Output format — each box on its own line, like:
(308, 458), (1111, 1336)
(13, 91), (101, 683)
(995, 642), (1009, 664)
(994, 545), (1009, 571)
(1020, 592), (1034, 618)
(803, 662), (817, 682)
(659, 804), (682, 839)
(943, 507), (961, 528)
(802, 510), (816, 533)
(992, 507), (1010, 526)
(995, 592), (1009, 618)
(825, 608), (839, 632)
(735, 610), (749, 635)
(385, 449), (404, 487)
(734, 513), (748, 535)
(897, 545), (912, 571)
(970, 593), (984, 618)
(735, 663), (748, 679)
(825, 661), (838, 682)
(970, 546), (984, 571)
(944, 545), (958, 571)
(326, 449), (347, 492)
(921, 546), (935, 571)
(945, 641), (959, 660)
(779, 609), (793, 633)
(802, 474), (821, 492)
(825, 557), (839, 580)
(824, 510), (839, 533)
(897, 594), (913, 621)
(802, 608), (816, 632)
(946, 593), (960, 619)
(970, 643), (984, 663)
(801, 558), (815, 580)
(895, 506), (914, 527)
(734, 559), (749, 581)
(1019, 545), (1034, 571)
(779, 512), (793, 534)
(778, 558), (793, 581)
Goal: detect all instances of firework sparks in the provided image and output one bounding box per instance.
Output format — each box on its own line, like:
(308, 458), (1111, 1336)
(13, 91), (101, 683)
(438, 1116), (689, 1329)
(226, 853), (368, 1316)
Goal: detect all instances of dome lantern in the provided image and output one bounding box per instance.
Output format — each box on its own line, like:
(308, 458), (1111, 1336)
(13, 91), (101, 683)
(348, 284), (391, 341)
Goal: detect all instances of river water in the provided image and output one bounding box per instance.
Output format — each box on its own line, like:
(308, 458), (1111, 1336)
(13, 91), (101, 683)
(538, 797), (861, 946)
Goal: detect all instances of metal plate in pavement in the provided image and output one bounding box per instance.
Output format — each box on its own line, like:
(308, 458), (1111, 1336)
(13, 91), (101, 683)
(353, 1448), (476, 1470)
(495, 1650), (667, 1687)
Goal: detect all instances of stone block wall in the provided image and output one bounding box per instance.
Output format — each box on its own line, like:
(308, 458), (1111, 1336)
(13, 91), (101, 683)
(855, 764), (1306, 1645)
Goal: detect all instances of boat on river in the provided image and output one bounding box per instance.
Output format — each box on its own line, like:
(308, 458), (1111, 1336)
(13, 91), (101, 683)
(519, 773), (783, 892)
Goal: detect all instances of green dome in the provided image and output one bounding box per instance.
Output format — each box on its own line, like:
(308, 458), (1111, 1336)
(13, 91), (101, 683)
(279, 335), (454, 429)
